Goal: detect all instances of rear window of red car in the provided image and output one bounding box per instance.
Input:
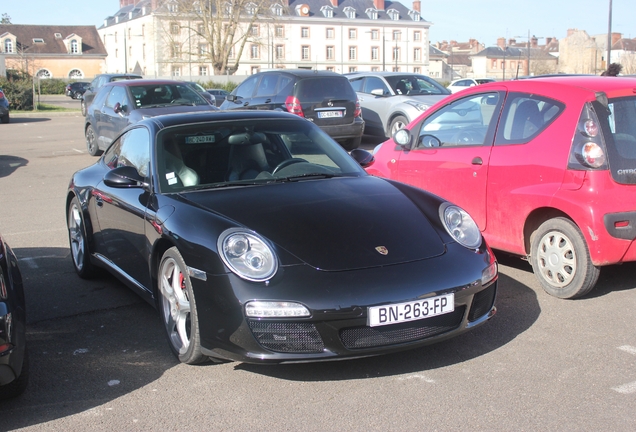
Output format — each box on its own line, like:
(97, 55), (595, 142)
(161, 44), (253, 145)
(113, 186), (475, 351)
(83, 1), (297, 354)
(595, 96), (636, 184)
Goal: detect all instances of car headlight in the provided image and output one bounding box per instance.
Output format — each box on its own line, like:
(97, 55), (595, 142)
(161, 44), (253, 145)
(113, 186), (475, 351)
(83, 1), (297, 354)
(405, 100), (431, 112)
(218, 228), (278, 282)
(439, 203), (482, 249)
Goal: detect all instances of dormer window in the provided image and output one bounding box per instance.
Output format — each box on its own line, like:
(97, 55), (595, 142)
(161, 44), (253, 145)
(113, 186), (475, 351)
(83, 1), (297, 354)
(344, 6), (356, 19)
(33, 38), (45, 44)
(167, 1), (178, 13)
(271, 4), (283, 16)
(3, 38), (14, 53)
(365, 8), (378, 20)
(387, 9), (400, 20)
(224, 2), (232, 15)
(320, 6), (334, 18)
(246, 3), (257, 15)
(408, 10), (421, 21)
(70, 39), (79, 54)
(54, 33), (62, 39)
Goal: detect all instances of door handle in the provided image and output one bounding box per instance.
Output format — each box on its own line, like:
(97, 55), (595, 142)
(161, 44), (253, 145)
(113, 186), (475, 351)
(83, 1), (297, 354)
(472, 157), (483, 165)
(243, 101), (250, 107)
(264, 98), (272, 103)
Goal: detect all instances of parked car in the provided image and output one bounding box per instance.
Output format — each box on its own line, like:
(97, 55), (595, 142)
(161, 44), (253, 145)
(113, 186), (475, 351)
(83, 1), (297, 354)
(182, 81), (215, 104)
(220, 70), (365, 150)
(206, 88), (230, 107)
(81, 73), (143, 116)
(0, 232), (28, 400)
(0, 88), (9, 124)
(369, 76), (636, 299)
(65, 81), (90, 99)
(447, 78), (496, 94)
(84, 79), (217, 156)
(347, 72), (451, 138)
(66, 110), (497, 364)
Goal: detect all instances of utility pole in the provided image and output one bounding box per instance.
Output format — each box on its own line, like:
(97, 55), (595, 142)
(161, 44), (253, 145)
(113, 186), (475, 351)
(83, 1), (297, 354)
(606, 0), (613, 68)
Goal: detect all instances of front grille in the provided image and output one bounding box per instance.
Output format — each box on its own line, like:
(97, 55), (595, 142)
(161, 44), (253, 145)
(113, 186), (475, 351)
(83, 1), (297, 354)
(248, 321), (325, 353)
(467, 284), (497, 322)
(340, 306), (466, 349)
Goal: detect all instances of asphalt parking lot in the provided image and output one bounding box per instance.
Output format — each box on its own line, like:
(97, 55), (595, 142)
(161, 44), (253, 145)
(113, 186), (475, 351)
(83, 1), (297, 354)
(0, 112), (635, 431)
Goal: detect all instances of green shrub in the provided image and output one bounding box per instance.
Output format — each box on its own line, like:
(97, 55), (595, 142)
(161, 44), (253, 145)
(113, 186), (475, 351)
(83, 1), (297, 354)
(37, 78), (67, 95)
(0, 78), (34, 110)
(197, 80), (237, 92)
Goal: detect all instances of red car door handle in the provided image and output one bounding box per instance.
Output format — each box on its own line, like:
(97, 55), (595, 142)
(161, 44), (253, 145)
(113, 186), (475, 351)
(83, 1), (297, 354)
(472, 157), (483, 165)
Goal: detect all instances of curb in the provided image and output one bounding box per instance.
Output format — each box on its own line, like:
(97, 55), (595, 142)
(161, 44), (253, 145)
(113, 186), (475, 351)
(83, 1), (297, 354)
(10, 111), (83, 118)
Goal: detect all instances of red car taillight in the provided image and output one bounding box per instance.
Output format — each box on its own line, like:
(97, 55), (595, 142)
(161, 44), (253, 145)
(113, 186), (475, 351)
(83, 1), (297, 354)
(568, 101), (608, 170)
(0, 91), (4, 99)
(285, 96), (304, 117)
(354, 98), (362, 118)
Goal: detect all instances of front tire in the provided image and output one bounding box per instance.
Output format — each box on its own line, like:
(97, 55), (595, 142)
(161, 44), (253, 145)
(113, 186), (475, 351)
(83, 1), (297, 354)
(0, 347), (29, 400)
(389, 115), (408, 137)
(80, 99), (87, 116)
(67, 197), (98, 279)
(340, 136), (361, 151)
(158, 247), (207, 364)
(85, 124), (102, 156)
(1, 114), (9, 124)
(530, 217), (600, 299)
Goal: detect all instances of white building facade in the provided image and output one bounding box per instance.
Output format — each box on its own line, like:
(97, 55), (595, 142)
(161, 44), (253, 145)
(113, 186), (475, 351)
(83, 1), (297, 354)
(99, 0), (432, 81)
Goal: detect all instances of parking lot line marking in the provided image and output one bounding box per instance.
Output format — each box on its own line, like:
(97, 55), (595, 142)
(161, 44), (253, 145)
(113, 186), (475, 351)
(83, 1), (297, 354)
(618, 345), (636, 356)
(612, 381), (636, 394)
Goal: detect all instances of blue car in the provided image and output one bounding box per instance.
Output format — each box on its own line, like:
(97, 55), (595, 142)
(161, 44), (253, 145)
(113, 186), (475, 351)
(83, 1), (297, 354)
(0, 88), (9, 124)
(0, 232), (27, 400)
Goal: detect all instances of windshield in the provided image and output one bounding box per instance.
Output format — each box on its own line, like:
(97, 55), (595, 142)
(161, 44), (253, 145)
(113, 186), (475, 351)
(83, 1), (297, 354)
(156, 118), (366, 193)
(385, 75), (450, 96)
(130, 83), (209, 108)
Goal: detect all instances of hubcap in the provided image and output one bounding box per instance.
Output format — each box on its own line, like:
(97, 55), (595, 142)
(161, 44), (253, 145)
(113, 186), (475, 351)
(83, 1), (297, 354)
(159, 257), (191, 355)
(68, 204), (85, 271)
(536, 230), (577, 288)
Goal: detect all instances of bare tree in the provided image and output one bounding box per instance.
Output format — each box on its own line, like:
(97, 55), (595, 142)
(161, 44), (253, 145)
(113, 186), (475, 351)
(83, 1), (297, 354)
(1, 13), (11, 24)
(162, 0), (283, 75)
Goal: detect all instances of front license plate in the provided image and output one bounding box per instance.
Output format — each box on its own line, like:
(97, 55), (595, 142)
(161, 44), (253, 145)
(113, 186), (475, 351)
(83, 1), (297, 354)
(318, 110), (343, 118)
(368, 293), (454, 327)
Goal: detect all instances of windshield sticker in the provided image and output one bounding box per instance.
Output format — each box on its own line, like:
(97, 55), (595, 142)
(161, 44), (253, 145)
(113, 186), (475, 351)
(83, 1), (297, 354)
(166, 172), (178, 185)
(186, 135), (216, 144)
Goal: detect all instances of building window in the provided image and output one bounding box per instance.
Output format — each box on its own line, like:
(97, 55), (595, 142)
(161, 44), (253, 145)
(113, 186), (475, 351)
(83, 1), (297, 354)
(414, 31), (421, 42)
(36, 69), (52, 79)
(228, 46), (235, 59)
(326, 66), (335, 72)
(68, 69), (83, 78)
(349, 46), (357, 60)
(370, 29), (379, 40)
(199, 66), (208, 76)
(168, 1), (178, 12)
(197, 24), (204, 34)
(349, 66), (357, 73)
(326, 46), (335, 60)
(393, 31), (401, 41)
(371, 46), (379, 60)
(275, 25), (284, 38)
(301, 27), (309, 38)
(322, 6), (333, 18)
(491, 59), (497, 69)
(392, 66), (400, 72)
(172, 66), (181, 76)
(170, 22), (180, 35)
(171, 43), (181, 58)
(251, 25), (259, 36)
(247, 4), (257, 15)
(387, 9), (399, 20)
(301, 45), (310, 60)
(393, 47), (400, 62)
(414, 67), (421, 73)
(272, 4), (283, 16)
(349, 28), (357, 39)
(70, 39), (79, 54)
(251, 66), (260, 74)
(326, 28), (335, 39)
(344, 7), (356, 19)
(199, 44), (208, 56)
(250, 44), (260, 59)
(501, 60), (505, 69)
(275, 45), (284, 59)
(371, 67), (379, 71)
(413, 47), (421, 61)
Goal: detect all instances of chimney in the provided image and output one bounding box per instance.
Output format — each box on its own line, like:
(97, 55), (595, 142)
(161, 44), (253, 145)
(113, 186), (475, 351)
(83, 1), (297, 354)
(611, 32), (622, 45)
(531, 36), (539, 48)
(412, 1), (421, 12)
(567, 28), (576, 37)
(508, 38), (516, 46)
(120, 0), (135, 8)
(497, 37), (506, 49)
(373, 0), (385, 10)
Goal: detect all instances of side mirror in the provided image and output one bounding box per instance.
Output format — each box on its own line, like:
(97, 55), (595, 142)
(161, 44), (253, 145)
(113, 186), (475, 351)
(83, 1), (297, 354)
(226, 94), (238, 102)
(104, 166), (147, 188)
(393, 129), (414, 149)
(370, 89), (385, 96)
(114, 102), (126, 114)
(350, 148), (374, 168)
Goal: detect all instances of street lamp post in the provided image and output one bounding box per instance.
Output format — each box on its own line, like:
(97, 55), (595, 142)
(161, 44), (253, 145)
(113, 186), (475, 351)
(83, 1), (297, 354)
(607, 0), (613, 68)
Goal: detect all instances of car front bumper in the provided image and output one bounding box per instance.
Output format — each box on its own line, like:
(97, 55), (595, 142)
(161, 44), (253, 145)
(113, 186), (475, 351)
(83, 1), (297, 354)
(0, 301), (26, 386)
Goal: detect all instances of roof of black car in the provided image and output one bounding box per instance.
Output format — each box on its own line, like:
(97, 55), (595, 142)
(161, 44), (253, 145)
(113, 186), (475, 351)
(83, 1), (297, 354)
(257, 69), (345, 78)
(142, 110), (304, 130)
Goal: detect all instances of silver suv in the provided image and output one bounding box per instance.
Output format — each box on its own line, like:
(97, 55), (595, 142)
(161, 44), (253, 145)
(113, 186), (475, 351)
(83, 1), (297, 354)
(347, 72), (450, 138)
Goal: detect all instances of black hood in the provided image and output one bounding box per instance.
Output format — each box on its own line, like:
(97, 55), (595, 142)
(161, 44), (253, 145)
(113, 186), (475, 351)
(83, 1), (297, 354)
(182, 176), (446, 271)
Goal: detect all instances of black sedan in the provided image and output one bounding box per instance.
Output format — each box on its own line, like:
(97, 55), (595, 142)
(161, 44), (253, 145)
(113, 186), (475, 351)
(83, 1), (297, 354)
(66, 111), (497, 364)
(0, 232), (28, 399)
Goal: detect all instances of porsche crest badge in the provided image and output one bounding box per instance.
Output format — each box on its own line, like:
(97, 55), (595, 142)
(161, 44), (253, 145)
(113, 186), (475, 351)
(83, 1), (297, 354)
(375, 246), (388, 255)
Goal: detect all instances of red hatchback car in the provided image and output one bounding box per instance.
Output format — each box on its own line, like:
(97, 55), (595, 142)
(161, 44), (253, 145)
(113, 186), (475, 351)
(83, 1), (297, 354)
(369, 76), (636, 299)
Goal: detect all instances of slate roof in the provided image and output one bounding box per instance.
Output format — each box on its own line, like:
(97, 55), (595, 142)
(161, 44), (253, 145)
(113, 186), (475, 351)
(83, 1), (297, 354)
(472, 46), (555, 60)
(0, 24), (106, 55)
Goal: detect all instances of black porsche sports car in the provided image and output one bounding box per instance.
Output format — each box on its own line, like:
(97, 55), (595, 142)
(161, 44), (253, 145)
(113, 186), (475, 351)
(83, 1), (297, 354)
(66, 110), (497, 364)
(0, 232), (28, 399)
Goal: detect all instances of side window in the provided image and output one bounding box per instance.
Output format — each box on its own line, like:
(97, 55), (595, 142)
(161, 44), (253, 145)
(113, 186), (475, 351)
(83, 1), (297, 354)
(495, 92), (564, 144)
(416, 92), (501, 148)
(105, 86), (129, 110)
(254, 74), (279, 97)
(363, 77), (388, 95)
(349, 77), (364, 92)
(234, 75), (259, 99)
(103, 128), (150, 178)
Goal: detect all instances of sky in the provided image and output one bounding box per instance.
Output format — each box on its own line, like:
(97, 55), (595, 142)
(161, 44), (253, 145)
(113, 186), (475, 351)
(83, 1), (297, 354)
(1, 0), (633, 47)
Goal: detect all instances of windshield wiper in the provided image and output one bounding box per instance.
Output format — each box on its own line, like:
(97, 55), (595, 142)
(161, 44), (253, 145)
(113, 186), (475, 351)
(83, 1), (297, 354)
(274, 173), (338, 182)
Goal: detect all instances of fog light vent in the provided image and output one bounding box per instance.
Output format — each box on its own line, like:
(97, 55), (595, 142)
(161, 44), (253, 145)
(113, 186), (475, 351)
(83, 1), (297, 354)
(248, 321), (324, 353)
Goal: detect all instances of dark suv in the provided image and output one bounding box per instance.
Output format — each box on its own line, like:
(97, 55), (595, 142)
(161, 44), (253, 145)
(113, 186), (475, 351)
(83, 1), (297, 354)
(220, 70), (364, 150)
(81, 73), (142, 116)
